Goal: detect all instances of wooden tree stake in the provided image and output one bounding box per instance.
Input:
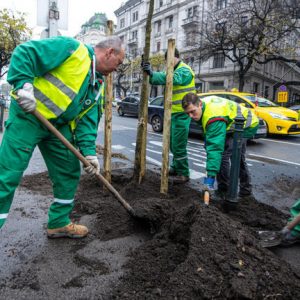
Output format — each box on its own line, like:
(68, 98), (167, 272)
(103, 20), (114, 184)
(160, 39), (175, 194)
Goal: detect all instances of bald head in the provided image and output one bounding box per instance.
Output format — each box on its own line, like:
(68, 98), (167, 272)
(94, 36), (125, 75)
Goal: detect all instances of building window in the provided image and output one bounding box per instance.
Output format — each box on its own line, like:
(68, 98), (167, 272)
(253, 82), (259, 93)
(120, 18), (125, 28)
(215, 21), (226, 33)
(133, 11), (138, 22)
(241, 16), (248, 25)
(186, 32), (194, 46)
(167, 15), (173, 28)
(157, 41), (161, 52)
(131, 30), (137, 39)
(156, 20), (161, 33)
(216, 0), (227, 10)
(213, 53), (225, 68)
(119, 35), (124, 43)
(264, 86), (269, 98)
(159, 0), (163, 7)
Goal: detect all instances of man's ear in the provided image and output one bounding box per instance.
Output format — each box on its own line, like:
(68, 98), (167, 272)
(107, 48), (114, 56)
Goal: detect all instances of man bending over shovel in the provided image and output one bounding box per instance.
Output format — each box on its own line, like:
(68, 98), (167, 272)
(0, 36), (125, 238)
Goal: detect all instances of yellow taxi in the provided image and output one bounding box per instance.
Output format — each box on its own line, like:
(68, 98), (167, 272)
(198, 91), (300, 135)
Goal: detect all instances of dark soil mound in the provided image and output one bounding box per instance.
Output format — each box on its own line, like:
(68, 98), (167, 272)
(19, 169), (300, 299)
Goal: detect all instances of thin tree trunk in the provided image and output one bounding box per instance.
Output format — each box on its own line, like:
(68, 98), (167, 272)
(133, 0), (154, 183)
(103, 20), (114, 184)
(160, 39), (175, 194)
(238, 73), (245, 92)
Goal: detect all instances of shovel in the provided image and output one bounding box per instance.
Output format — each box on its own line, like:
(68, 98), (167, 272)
(32, 110), (136, 218)
(258, 213), (300, 248)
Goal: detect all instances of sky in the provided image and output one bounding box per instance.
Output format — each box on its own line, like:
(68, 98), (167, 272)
(0, 0), (123, 37)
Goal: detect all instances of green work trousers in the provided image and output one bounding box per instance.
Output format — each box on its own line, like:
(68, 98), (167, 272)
(289, 198), (300, 237)
(0, 104), (80, 229)
(170, 112), (191, 177)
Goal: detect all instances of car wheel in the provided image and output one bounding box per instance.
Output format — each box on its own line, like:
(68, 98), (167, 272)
(118, 107), (124, 116)
(151, 115), (163, 132)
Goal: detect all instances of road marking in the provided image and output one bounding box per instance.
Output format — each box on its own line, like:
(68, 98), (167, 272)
(149, 140), (163, 147)
(248, 153), (300, 166)
(112, 145), (125, 150)
(260, 138), (300, 146)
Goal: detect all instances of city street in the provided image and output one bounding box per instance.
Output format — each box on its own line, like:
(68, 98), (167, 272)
(98, 109), (300, 210)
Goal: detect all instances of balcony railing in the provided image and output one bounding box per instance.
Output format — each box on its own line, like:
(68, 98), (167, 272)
(182, 15), (200, 27)
(154, 32), (161, 38)
(128, 37), (138, 45)
(165, 27), (175, 34)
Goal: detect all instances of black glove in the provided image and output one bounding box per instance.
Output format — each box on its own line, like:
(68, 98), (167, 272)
(142, 62), (153, 76)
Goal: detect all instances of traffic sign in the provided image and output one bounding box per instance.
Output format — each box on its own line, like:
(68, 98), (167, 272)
(277, 91), (288, 103)
(279, 85), (287, 92)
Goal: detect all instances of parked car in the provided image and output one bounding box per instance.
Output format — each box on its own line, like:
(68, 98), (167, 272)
(147, 96), (267, 138)
(117, 95), (140, 116)
(288, 104), (300, 116)
(199, 91), (300, 135)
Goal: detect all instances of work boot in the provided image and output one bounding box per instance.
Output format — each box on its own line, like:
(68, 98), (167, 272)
(168, 168), (177, 176)
(47, 223), (89, 239)
(238, 192), (256, 201)
(172, 175), (190, 184)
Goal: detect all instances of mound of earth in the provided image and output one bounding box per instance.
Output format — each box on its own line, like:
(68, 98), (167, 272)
(5, 169), (300, 299)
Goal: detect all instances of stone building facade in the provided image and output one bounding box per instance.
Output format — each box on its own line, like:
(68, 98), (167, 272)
(114, 0), (300, 104)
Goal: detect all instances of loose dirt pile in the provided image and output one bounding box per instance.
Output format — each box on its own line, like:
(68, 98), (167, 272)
(3, 168), (300, 299)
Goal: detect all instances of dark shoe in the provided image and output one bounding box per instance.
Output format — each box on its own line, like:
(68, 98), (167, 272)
(172, 175), (190, 184)
(215, 189), (227, 201)
(238, 192), (255, 201)
(169, 168), (177, 176)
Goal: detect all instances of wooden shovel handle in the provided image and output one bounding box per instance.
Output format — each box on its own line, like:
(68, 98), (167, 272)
(32, 110), (135, 216)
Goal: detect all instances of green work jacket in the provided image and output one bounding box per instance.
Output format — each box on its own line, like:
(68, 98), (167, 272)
(7, 36), (104, 156)
(149, 61), (195, 113)
(197, 98), (258, 177)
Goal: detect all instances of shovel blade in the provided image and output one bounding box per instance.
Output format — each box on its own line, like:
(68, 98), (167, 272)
(258, 230), (283, 248)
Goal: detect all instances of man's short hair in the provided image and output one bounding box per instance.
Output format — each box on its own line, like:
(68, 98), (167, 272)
(182, 93), (201, 109)
(95, 36), (123, 53)
(164, 48), (180, 60)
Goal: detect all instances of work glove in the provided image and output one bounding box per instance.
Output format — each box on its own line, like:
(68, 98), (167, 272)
(203, 176), (215, 191)
(84, 156), (100, 175)
(16, 83), (36, 112)
(142, 62), (153, 77)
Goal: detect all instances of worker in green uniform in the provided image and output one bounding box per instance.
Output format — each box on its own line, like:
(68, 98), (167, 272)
(280, 199), (300, 245)
(0, 36), (125, 238)
(181, 93), (258, 196)
(142, 49), (196, 183)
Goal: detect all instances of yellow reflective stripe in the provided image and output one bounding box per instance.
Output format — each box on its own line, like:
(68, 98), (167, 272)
(44, 73), (77, 99)
(172, 87), (195, 95)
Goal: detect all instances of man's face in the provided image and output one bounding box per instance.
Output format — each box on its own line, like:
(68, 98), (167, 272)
(96, 48), (125, 75)
(184, 103), (202, 121)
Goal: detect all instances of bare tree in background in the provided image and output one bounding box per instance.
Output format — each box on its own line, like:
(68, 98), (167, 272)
(197, 0), (300, 91)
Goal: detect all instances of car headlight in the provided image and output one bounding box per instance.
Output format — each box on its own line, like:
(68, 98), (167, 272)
(269, 112), (290, 120)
